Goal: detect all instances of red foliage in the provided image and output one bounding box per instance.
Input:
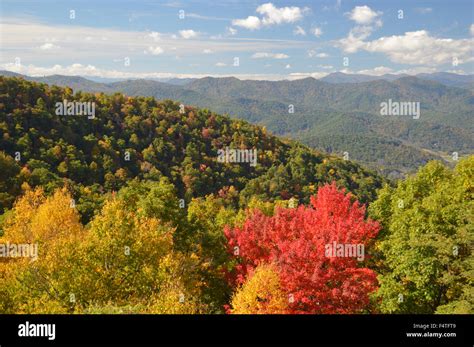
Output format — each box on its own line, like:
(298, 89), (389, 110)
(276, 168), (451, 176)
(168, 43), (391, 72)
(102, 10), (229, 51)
(225, 183), (380, 314)
(201, 128), (211, 139)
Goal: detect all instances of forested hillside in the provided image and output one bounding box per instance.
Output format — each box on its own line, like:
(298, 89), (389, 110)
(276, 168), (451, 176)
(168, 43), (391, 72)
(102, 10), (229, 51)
(0, 76), (471, 315)
(0, 76), (382, 219)
(2, 71), (471, 176)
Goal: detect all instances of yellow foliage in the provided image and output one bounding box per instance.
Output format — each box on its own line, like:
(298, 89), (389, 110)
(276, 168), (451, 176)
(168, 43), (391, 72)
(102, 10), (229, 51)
(0, 188), (84, 313)
(0, 188), (205, 314)
(231, 264), (288, 314)
(146, 283), (204, 314)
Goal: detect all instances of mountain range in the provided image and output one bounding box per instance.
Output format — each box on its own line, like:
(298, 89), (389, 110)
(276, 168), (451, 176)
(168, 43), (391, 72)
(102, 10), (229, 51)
(1, 70), (472, 177)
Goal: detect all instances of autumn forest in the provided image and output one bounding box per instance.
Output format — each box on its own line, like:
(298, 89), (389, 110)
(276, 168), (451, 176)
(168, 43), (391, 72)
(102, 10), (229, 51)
(0, 76), (472, 315)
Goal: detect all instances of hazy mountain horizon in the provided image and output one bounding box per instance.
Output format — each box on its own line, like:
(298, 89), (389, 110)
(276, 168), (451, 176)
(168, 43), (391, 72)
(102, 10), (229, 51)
(2, 70), (472, 88)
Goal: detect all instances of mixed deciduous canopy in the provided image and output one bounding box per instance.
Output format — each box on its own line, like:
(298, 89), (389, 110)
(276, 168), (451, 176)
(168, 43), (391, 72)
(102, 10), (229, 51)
(0, 76), (471, 314)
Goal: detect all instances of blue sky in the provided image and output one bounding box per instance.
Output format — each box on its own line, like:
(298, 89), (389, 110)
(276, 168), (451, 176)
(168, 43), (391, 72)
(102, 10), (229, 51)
(1, 0), (473, 80)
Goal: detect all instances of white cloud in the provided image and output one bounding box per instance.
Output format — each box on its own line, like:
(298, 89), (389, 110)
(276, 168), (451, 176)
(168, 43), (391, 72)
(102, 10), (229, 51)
(363, 30), (474, 65)
(252, 52), (289, 59)
(338, 29), (474, 66)
(186, 13), (230, 21)
(308, 49), (329, 58)
(317, 64), (333, 69)
(285, 64), (291, 69)
(356, 66), (394, 75)
(39, 43), (59, 50)
(312, 27), (323, 37)
(232, 3), (307, 30)
(257, 3), (307, 26)
(147, 31), (161, 41)
(202, 49), (213, 54)
(396, 66), (438, 74)
(179, 29), (199, 39)
(227, 27), (237, 35)
(470, 24), (474, 36)
(339, 7), (383, 53)
(289, 71), (329, 79)
(335, 66), (439, 76)
(215, 62), (227, 67)
(232, 16), (261, 30)
(337, 30), (370, 53)
(346, 6), (382, 25)
(294, 25), (306, 36)
(308, 50), (329, 58)
(145, 46), (164, 55)
(415, 7), (432, 14)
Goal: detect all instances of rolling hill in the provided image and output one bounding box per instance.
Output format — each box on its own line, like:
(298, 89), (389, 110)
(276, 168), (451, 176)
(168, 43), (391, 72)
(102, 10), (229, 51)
(1, 71), (472, 176)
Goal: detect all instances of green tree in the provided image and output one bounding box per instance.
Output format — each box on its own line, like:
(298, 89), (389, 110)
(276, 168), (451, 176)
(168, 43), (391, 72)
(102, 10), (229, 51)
(369, 157), (473, 313)
(0, 151), (21, 213)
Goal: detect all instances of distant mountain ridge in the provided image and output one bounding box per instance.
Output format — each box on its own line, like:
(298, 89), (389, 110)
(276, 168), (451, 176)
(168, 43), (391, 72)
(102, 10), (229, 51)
(320, 71), (473, 89)
(1, 70), (472, 177)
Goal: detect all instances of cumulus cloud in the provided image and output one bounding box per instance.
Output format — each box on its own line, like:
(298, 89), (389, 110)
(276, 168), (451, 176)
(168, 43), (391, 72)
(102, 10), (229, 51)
(39, 43), (60, 50)
(145, 46), (164, 55)
(312, 27), (323, 37)
(227, 27), (237, 35)
(232, 2), (307, 30)
(147, 31), (161, 41)
(252, 52), (289, 59)
(202, 49), (213, 54)
(346, 5), (382, 25)
(257, 3), (307, 26)
(337, 29), (371, 53)
(470, 24), (474, 36)
(293, 25), (306, 36)
(232, 16), (261, 30)
(215, 62), (227, 67)
(179, 29), (199, 39)
(363, 30), (473, 65)
(339, 6), (383, 53)
(308, 50), (328, 58)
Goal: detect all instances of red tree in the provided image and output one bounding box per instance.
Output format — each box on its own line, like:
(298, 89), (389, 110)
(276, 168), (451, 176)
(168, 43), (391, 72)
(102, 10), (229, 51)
(225, 183), (380, 314)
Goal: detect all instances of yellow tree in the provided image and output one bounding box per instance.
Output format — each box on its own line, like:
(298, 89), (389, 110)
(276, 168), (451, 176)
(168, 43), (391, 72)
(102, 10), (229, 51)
(0, 187), (84, 313)
(231, 264), (288, 314)
(74, 196), (205, 313)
